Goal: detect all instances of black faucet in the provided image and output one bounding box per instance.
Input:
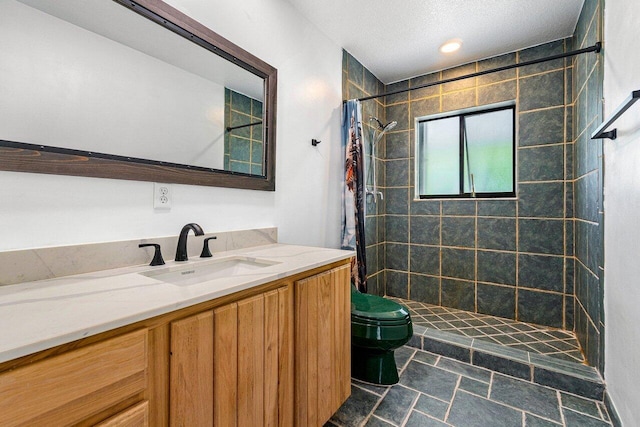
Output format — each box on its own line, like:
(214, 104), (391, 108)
(175, 223), (204, 261)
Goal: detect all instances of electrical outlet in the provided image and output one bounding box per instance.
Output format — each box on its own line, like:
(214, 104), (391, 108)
(153, 183), (171, 209)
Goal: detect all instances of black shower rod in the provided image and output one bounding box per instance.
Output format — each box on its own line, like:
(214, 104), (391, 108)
(226, 121), (263, 132)
(348, 42), (601, 103)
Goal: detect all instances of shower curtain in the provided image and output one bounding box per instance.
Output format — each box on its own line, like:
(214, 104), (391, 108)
(341, 100), (367, 292)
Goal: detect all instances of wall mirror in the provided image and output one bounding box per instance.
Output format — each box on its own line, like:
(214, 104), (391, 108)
(0, 0), (277, 190)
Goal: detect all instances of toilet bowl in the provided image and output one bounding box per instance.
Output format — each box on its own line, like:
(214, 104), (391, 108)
(351, 289), (413, 385)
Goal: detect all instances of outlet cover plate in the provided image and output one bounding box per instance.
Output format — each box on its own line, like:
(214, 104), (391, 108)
(154, 183), (171, 210)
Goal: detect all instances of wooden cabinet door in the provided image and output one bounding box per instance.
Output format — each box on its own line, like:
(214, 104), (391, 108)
(170, 311), (214, 426)
(169, 286), (293, 427)
(212, 303), (238, 427)
(295, 265), (351, 427)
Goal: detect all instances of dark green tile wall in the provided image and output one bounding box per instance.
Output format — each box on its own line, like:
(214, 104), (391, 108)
(572, 0), (604, 373)
(377, 39), (574, 331)
(224, 88), (263, 175)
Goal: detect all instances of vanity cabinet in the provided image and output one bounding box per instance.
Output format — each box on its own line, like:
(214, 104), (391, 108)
(295, 265), (351, 426)
(169, 286), (293, 426)
(0, 258), (351, 426)
(0, 329), (148, 426)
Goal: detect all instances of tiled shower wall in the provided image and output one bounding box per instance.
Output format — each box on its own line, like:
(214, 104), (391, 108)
(342, 51), (386, 296)
(380, 40), (575, 331)
(572, 0), (605, 373)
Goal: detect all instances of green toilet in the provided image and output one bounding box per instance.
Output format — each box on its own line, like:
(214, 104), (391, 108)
(351, 288), (413, 385)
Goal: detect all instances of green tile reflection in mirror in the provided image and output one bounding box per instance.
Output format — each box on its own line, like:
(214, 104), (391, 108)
(224, 88), (264, 175)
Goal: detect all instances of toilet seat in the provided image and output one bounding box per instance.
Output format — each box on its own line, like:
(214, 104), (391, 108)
(351, 290), (411, 322)
(351, 290), (412, 344)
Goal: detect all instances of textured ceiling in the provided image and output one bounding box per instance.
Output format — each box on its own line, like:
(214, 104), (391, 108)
(285, 0), (584, 84)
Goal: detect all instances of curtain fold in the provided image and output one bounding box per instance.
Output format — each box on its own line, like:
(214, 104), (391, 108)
(341, 100), (367, 292)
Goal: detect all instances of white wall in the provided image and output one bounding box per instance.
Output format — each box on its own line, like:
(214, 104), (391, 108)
(0, 0), (343, 251)
(603, 0), (640, 423)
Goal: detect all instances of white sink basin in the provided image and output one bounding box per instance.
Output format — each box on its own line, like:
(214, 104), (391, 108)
(142, 256), (281, 286)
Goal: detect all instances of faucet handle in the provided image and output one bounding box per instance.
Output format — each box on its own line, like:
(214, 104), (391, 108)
(139, 243), (165, 266)
(200, 237), (217, 258)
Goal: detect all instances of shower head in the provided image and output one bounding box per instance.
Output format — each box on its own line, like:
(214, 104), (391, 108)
(370, 117), (397, 133)
(369, 117), (397, 145)
(383, 121), (397, 132)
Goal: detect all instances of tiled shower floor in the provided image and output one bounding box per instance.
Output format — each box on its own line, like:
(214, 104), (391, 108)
(388, 298), (585, 364)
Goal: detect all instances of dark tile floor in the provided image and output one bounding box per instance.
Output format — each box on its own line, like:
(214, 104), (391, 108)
(389, 298), (584, 363)
(327, 346), (612, 427)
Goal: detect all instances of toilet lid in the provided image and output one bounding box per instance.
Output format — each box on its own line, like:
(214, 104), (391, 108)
(351, 291), (411, 321)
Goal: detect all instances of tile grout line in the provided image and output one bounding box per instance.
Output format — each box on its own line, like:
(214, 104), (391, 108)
(487, 371), (495, 400)
(359, 380), (393, 427)
(442, 375), (463, 424)
(439, 201), (443, 306)
(563, 57), (569, 331)
(398, 389), (421, 427)
(557, 389), (568, 427)
(475, 200), (479, 313)
(563, 406), (613, 423)
(596, 400), (607, 422)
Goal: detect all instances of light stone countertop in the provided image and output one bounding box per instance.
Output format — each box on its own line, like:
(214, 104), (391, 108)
(0, 244), (353, 364)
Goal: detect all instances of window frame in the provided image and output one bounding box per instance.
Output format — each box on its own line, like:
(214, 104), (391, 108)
(415, 103), (516, 200)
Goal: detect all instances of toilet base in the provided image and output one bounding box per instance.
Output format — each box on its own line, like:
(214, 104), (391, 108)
(351, 345), (400, 385)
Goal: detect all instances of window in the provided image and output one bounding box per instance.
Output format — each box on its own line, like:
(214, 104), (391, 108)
(416, 104), (515, 199)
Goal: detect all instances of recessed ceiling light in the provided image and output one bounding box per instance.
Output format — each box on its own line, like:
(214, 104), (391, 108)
(440, 39), (462, 54)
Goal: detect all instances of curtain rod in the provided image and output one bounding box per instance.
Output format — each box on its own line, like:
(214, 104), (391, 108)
(226, 121), (263, 132)
(347, 42), (601, 103)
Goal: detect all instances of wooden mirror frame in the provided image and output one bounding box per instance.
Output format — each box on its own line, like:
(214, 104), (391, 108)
(0, 0), (277, 191)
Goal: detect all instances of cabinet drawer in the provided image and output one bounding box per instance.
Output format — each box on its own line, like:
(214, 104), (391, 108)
(0, 329), (148, 426)
(95, 401), (149, 427)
